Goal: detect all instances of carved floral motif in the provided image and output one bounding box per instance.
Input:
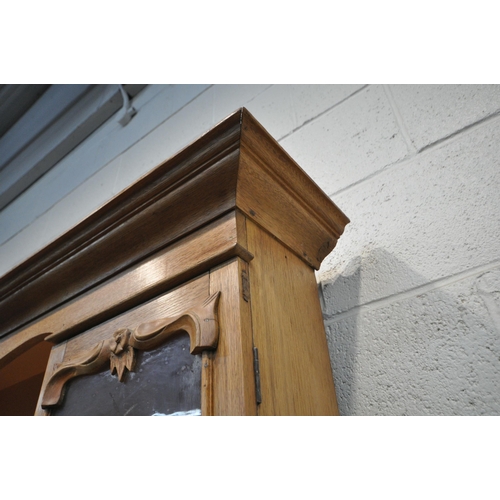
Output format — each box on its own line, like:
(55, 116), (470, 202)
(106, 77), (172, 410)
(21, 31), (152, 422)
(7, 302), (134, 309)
(109, 329), (136, 381)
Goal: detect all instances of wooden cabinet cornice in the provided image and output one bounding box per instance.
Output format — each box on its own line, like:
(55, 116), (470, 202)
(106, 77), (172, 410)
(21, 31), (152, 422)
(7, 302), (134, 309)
(0, 108), (349, 416)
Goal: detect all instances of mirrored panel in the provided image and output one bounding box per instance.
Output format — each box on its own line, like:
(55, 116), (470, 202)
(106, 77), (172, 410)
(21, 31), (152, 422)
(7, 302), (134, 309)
(52, 334), (201, 416)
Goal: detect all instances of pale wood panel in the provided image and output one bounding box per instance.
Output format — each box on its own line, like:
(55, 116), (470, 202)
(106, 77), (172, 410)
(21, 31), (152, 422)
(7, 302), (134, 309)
(209, 258), (256, 415)
(246, 219), (339, 415)
(201, 351), (214, 416)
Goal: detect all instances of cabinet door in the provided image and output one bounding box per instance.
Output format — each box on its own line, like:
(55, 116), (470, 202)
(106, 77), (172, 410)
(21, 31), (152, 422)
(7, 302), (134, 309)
(36, 274), (217, 416)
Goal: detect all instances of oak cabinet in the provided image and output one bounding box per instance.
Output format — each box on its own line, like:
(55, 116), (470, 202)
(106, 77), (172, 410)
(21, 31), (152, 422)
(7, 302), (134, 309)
(0, 108), (349, 416)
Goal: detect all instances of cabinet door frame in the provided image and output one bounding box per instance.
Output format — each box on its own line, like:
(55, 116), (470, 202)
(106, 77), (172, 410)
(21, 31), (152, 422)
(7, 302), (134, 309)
(35, 259), (260, 417)
(35, 274), (220, 416)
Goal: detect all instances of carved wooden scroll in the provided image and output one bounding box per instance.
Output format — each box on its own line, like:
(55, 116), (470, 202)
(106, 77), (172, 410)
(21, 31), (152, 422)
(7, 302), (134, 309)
(41, 292), (220, 409)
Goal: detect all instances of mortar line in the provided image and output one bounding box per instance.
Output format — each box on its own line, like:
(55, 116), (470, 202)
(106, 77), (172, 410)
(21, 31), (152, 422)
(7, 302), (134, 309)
(328, 109), (500, 199)
(383, 84), (417, 154)
(288, 86), (298, 132)
(418, 109), (500, 154)
(323, 259), (500, 324)
(243, 84), (274, 104)
(277, 85), (369, 142)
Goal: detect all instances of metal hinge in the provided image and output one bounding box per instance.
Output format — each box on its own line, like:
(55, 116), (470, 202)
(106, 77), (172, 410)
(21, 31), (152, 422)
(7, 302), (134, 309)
(253, 346), (262, 405)
(242, 268), (251, 302)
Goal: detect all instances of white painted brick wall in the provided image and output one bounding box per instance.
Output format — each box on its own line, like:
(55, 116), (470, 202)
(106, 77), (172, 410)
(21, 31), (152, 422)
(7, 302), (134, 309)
(1, 84), (499, 415)
(327, 271), (500, 415)
(321, 114), (500, 314)
(387, 84), (500, 151)
(279, 85), (410, 194)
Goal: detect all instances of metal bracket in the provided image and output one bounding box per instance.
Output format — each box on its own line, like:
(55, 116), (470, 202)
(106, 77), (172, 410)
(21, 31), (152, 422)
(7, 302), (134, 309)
(253, 346), (262, 405)
(117, 84), (137, 126)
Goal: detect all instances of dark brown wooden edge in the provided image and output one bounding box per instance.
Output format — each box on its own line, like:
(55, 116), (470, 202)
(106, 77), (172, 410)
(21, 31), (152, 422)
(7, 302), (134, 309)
(0, 110), (243, 340)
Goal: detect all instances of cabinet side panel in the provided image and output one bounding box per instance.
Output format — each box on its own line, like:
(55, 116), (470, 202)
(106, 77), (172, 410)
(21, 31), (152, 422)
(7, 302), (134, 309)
(247, 220), (339, 415)
(209, 258), (256, 415)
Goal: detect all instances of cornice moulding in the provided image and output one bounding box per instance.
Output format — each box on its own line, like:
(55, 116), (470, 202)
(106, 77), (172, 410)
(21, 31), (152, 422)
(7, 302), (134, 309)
(0, 108), (349, 343)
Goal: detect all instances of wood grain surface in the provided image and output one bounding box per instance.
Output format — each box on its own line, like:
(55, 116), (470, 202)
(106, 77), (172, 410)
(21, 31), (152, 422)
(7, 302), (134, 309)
(209, 258), (257, 415)
(246, 219), (340, 415)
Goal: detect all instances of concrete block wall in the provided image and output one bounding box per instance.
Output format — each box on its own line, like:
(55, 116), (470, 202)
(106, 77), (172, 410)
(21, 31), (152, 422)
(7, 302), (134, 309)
(1, 84), (499, 415)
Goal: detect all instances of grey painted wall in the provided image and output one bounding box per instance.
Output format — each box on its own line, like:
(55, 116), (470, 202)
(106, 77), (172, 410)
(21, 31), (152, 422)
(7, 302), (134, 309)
(1, 84), (499, 415)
